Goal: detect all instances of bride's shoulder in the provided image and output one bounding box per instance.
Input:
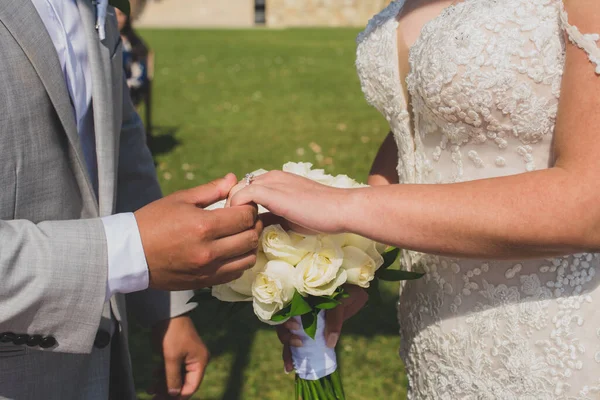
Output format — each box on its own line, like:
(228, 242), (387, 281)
(357, 0), (407, 45)
(559, 0), (600, 75)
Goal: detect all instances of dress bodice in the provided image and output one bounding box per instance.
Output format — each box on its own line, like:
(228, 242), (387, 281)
(355, 1), (600, 398)
(357, 0), (599, 185)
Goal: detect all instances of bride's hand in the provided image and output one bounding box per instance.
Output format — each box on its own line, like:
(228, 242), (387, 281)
(225, 177), (319, 234)
(278, 285), (368, 373)
(224, 180), (247, 208)
(229, 171), (351, 234)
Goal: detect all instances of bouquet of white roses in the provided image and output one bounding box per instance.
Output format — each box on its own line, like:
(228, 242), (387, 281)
(197, 162), (423, 400)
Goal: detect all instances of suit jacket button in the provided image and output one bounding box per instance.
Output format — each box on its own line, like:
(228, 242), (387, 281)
(27, 335), (43, 347)
(94, 330), (111, 349)
(40, 336), (57, 349)
(13, 334), (29, 346)
(0, 332), (16, 343)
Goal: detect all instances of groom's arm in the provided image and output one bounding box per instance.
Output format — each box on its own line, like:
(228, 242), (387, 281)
(114, 78), (196, 326)
(0, 219), (108, 354)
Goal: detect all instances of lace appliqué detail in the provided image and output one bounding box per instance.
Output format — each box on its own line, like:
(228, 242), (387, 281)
(406, 0), (564, 183)
(356, 1), (418, 186)
(559, 3), (600, 75)
(398, 254), (600, 399)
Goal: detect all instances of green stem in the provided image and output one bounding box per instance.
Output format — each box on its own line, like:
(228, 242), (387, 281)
(308, 379), (319, 399)
(323, 376), (337, 400)
(296, 375), (302, 400)
(302, 379), (311, 400)
(296, 372), (344, 400)
(330, 370), (345, 400)
(313, 378), (328, 399)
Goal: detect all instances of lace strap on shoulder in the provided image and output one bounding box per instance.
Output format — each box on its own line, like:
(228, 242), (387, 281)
(559, 2), (600, 75)
(357, 0), (406, 44)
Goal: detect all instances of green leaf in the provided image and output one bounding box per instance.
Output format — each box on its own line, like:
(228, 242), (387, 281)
(331, 287), (348, 301)
(187, 288), (213, 304)
(312, 295), (341, 308)
(316, 287), (343, 302)
(366, 276), (382, 306)
(301, 311), (317, 340)
(289, 291), (313, 317)
(109, 0), (131, 16)
(376, 269), (425, 281)
(271, 304), (292, 322)
(270, 292), (313, 323)
(315, 300), (340, 310)
(270, 314), (289, 323)
(380, 247), (401, 270)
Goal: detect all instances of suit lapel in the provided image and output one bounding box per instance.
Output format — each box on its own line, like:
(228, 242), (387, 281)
(0, 0), (99, 215)
(78, 0), (117, 217)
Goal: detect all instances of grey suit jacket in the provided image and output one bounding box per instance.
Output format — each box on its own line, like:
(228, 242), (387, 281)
(0, 1), (196, 398)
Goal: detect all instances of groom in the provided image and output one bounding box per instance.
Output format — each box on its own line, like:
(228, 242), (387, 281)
(0, 1), (261, 399)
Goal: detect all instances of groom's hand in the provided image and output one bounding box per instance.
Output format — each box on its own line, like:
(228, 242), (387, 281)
(149, 315), (210, 399)
(135, 174), (262, 290)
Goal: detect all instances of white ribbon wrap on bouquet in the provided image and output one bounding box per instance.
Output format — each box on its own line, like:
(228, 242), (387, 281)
(290, 310), (338, 380)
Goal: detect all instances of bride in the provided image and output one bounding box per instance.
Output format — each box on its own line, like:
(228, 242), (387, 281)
(232, 0), (600, 398)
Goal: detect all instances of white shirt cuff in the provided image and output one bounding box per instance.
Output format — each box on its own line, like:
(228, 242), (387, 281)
(101, 213), (149, 301)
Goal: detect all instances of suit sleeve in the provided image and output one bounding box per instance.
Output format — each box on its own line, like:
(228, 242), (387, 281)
(115, 73), (197, 327)
(0, 218), (108, 354)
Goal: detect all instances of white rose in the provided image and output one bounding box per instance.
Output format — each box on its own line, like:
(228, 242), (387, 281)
(282, 162), (336, 186)
(375, 242), (388, 254)
(341, 246), (378, 288)
(288, 231), (319, 252)
(365, 242), (385, 270)
(334, 233), (385, 270)
(342, 233), (373, 252)
(306, 169), (335, 186)
(283, 162), (314, 176)
(261, 225), (311, 265)
(295, 237), (347, 296)
(252, 260), (296, 323)
(212, 252), (268, 302)
(329, 174), (364, 189)
(228, 252), (268, 296)
(251, 168), (269, 176)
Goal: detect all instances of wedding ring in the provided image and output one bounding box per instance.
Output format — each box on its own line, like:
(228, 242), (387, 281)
(244, 173), (254, 186)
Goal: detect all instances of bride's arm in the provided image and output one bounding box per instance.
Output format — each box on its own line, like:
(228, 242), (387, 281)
(348, 168), (596, 259)
(232, 1), (600, 260)
(368, 132), (399, 186)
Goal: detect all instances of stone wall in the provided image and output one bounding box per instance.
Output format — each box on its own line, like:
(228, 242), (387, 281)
(266, 0), (390, 28)
(136, 0), (255, 28)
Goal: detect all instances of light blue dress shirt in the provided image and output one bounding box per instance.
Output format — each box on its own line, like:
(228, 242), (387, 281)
(31, 0), (149, 300)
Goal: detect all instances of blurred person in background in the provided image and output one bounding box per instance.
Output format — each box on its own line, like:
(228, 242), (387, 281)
(116, 7), (150, 107)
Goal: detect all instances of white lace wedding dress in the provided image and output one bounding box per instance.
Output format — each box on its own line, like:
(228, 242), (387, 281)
(356, 0), (600, 398)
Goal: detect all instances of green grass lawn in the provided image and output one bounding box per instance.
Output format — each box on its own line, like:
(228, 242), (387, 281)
(130, 28), (408, 400)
